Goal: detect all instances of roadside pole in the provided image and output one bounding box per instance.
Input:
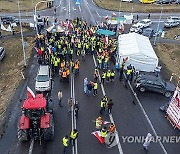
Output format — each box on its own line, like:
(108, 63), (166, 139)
(153, 4), (163, 46)
(17, 0), (27, 67)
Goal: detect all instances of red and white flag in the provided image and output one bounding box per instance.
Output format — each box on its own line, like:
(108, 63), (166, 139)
(105, 15), (109, 20)
(91, 131), (104, 144)
(27, 86), (35, 99)
(112, 12), (116, 17)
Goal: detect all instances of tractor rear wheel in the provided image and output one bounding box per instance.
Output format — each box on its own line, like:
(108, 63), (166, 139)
(18, 128), (29, 141)
(44, 115), (54, 140)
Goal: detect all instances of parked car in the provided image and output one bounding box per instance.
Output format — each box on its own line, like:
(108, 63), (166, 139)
(130, 23), (143, 33)
(164, 20), (179, 28)
(35, 65), (52, 92)
(142, 28), (154, 38)
(1, 16), (19, 24)
(176, 0), (180, 4)
(138, 19), (152, 28)
(139, 0), (155, 3)
(167, 16), (180, 22)
(157, 0), (172, 4)
(0, 47), (5, 61)
(135, 74), (176, 97)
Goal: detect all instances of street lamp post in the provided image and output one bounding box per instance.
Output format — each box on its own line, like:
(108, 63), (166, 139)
(34, 0), (53, 35)
(153, 5), (163, 46)
(18, 0), (27, 66)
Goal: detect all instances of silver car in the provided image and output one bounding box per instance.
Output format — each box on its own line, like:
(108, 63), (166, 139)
(35, 65), (52, 92)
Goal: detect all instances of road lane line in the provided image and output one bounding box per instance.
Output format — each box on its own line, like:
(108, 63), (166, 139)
(56, 0), (62, 8)
(71, 75), (75, 154)
(126, 79), (168, 154)
(92, 55), (124, 154)
(72, 75), (78, 154)
(96, 11), (101, 18)
(78, 5), (84, 20)
(68, 0), (71, 19)
(28, 139), (34, 154)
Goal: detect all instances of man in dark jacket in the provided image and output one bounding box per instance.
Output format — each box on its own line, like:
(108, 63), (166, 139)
(106, 99), (114, 114)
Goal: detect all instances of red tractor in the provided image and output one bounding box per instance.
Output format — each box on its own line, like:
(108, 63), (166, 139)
(18, 94), (54, 142)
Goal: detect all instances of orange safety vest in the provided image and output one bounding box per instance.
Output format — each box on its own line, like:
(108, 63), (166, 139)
(109, 125), (115, 132)
(74, 63), (79, 69)
(62, 71), (67, 78)
(66, 69), (70, 75)
(61, 62), (65, 68)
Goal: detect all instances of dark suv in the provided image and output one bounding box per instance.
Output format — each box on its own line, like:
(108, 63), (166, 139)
(135, 74), (175, 97)
(1, 16), (19, 24)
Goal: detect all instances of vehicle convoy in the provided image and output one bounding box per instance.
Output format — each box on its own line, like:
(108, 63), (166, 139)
(135, 74), (176, 97)
(18, 94), (54, 142)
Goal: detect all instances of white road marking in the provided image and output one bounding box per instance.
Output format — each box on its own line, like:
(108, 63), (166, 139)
(28, 139), (34, 154)
(96, 11), (101, 18)
(127, 80), (168, 154)
(92, 55), (124, 154)
(56, 0), (62, 8)
(78, 5), (84, 20)
(68, 0), (71, 19)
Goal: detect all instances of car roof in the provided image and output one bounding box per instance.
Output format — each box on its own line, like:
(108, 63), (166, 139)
(144, 28), (153, 31)
(140, 19), (151, 22)
(139, 74), (161, 80)
(38, 65), (49, 75)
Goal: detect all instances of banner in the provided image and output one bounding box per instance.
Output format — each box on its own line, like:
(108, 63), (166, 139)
(166, 87), (180, 129)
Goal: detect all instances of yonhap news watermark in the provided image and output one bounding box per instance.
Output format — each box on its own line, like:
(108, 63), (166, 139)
(121, 135), (180, 143)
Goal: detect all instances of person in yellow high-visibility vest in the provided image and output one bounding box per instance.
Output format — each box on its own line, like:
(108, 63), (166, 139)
(62, 135), (69, 154)
(93, 81), (98, 96)
(100, 127), (108, 138)
(70, 129), (78, 146)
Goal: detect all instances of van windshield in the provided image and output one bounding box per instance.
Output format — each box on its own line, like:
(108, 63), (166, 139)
(37, 75), (49, 82)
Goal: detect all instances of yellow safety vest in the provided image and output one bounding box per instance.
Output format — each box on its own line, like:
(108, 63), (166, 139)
(100, 130), (107, 138)
(100, 101), (105, 108)
(107, 72), (111, 77)
(111, 72), (115, 77)
(127, 69), (132, 75)
(54, 60), (58, 67)
(102, 73), (106, 79)
(94, 83), (98, 89)
(70, 131), (78, 139)
(96, 119), (102, 127)
(62, 137), (68, 147)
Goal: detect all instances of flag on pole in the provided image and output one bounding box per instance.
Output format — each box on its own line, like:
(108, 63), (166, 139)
(27, 86), (35, 99)
(112, 12), (116, 17)
(105, 15), (109, 20)
(91, 131), (105, 143)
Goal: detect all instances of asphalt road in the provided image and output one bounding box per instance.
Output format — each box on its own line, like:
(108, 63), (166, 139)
(0, 0), (180, 154)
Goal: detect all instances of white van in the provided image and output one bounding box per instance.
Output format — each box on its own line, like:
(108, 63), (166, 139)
(35, 65), (52, 92)
(167, 16), (180, 22)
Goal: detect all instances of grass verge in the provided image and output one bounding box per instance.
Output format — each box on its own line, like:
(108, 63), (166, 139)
(164, 27), (180, 39)
(0, 36), (34, 119)
(0, 0), (47, 13)
(94, 0), (180, 13)
(154, 43), (180, 83)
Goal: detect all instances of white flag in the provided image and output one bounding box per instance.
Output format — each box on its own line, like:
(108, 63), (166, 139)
(6, 25), (12, 32)
(1, 24), (7, 31)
